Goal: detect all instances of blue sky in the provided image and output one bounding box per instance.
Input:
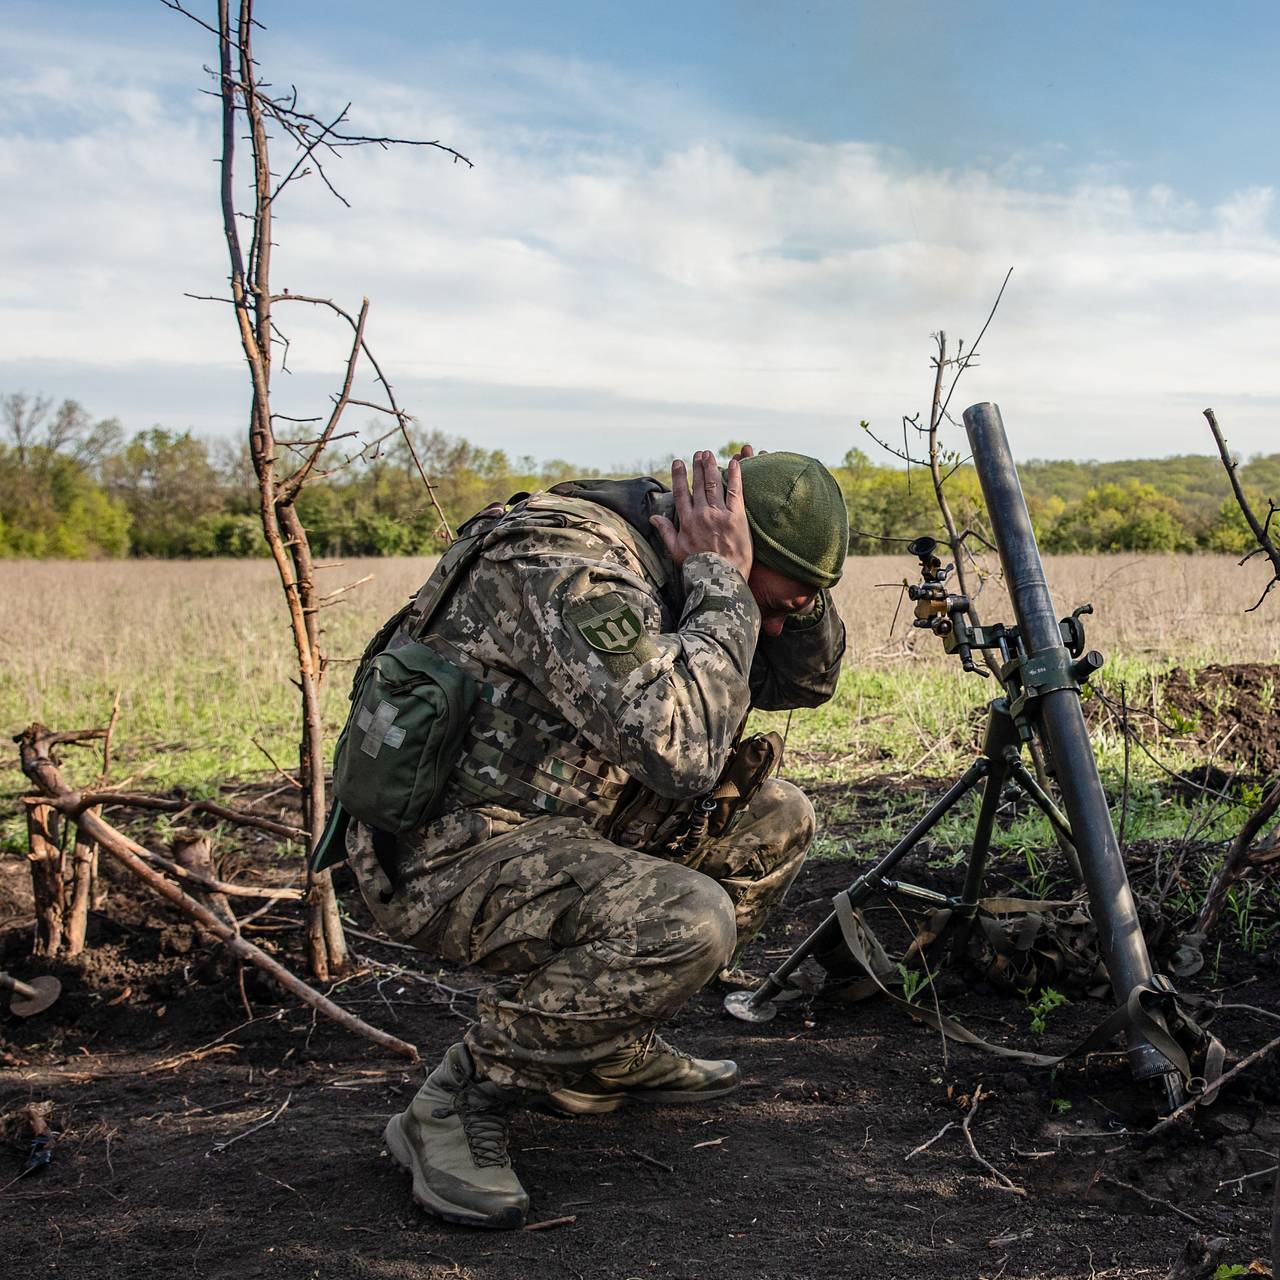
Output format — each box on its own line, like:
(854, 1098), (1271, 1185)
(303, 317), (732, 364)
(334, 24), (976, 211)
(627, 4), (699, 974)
(2, 1), (1277, 466)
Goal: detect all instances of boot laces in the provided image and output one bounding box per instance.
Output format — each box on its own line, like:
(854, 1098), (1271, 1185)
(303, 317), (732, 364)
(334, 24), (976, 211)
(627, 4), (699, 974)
(432, 1085), (513, 1168)
(626, 1029), (692, 1070)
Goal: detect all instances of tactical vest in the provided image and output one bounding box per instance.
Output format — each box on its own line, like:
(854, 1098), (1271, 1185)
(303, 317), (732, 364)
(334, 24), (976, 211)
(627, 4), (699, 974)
(393, 490), (672, 829)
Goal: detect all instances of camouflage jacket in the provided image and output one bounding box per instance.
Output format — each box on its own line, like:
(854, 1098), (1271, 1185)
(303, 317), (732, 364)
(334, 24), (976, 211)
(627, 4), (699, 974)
(386, 477), (845, 847)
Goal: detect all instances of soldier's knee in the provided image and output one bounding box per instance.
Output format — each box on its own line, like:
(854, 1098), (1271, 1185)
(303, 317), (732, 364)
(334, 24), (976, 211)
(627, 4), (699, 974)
(745, 779), (816, 869)
(757, 778), (815, 838)
(686, 873), (737, 974)
(635, 863), (736, 981)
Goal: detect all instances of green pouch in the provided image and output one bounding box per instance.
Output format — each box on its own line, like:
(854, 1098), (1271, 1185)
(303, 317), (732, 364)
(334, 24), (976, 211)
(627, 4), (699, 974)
(312, 640), (479, 872)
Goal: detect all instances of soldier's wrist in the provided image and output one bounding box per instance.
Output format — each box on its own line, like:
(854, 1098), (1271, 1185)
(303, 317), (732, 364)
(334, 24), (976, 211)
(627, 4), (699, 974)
(683, 549), (749, 585)
(783, 590), (826, 632)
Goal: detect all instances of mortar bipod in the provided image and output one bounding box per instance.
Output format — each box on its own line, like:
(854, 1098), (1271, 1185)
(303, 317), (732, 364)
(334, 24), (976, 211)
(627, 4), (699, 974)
(727, 402), (1191, 1113)
(723, 700), (1071, 1024)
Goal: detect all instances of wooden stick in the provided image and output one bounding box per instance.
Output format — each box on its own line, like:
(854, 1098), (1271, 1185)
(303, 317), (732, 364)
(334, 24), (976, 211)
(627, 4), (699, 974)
(960, 1085), (1026, 1197)
(905, 1120), (956, 1161)
(138, 837), (300, 901)
(1149, 1030), (1280, 1135)
(99, 688), (122, 782)
(210, 1092), (292, 1153)
(73, 789), (305, 842)
(65, 821), (97, 956)
(76, 806), (417, 1060)
(174, 836), (239, 932)
(1093, 1172), (1202, 1226)
(24, 800), (64, 957)
(17, 724), (417, 1063)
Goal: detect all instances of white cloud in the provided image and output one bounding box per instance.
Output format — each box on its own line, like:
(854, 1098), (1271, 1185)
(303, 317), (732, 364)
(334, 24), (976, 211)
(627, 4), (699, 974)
(1, 31), (1277, 465)
(1216, 186), (1275, 239)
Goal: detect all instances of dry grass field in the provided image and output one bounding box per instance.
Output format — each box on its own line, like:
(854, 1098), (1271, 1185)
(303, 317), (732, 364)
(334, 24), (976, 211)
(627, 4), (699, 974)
(1, 551), (1277, 804)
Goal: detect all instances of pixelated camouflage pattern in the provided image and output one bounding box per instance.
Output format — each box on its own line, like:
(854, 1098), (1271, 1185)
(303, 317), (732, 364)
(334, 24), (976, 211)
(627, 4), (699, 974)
(378, 488), (844, 831)
(348, 778), (814, 1091)
(418, 494), (763, 806)
(345, 484), (840, 1090)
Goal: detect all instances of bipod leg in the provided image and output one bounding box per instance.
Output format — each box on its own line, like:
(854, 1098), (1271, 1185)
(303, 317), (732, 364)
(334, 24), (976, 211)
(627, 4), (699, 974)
(946, 753), (1013, 965)
(1004, 751), (1085, 885)
(1026, 737), (1083, 882)
(725, 759), (990, 1023)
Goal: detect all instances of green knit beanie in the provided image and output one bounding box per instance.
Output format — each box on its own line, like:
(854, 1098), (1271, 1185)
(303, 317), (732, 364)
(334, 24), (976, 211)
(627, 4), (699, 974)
(734, 452), (849, 589)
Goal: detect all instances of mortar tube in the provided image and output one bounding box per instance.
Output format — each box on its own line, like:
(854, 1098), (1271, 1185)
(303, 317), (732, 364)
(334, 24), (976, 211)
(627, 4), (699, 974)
(962, 401), (1175, 1084)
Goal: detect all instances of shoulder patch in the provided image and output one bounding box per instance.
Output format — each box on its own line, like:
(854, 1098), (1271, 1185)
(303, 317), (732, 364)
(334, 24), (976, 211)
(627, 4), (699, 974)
(572, 595), (644, 653)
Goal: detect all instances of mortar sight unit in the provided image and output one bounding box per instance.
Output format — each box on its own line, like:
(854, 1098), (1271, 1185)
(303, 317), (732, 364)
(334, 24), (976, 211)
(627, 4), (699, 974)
(726, 402), (1198, 1112)
(906, 531), (1104, 715)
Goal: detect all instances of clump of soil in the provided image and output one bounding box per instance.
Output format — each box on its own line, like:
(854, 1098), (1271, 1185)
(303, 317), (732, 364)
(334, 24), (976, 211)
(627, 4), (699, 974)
(1159, 662), (1280, 775)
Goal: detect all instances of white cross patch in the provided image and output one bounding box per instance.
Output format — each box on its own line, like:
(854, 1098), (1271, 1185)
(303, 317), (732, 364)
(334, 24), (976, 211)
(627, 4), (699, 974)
(356, 700), (407, 758)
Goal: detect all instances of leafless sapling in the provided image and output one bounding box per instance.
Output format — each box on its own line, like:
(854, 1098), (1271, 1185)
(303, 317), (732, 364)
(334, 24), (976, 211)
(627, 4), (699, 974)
(1195, 407), (1280, 936)
(167, 0), (466, 978)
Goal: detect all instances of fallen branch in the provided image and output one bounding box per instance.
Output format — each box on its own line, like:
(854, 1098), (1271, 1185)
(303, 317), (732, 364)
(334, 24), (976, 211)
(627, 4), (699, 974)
(174, 835), (239, 933)
(960, 1085), (1026, 1197)
(72, 789), (306, 842)
(905, 1120), (956, 1161)
(904, 1086), (1025, 1196)
(1150, 1030), (1280, 1135)
(78, 806), (416, 1059)
(133, 837), (301, 901)
(1094, 1172), (1203, 1226)
(17, 724), (418, 1063)
(1216, 1162), (1277, 1193)
(632, 1148), (675, 1174)
(210, 1092), (292, 1153)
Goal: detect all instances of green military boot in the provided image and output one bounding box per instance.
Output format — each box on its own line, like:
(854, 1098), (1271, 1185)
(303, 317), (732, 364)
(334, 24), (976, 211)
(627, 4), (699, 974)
(546, 1030), (739, 1115)
(383, 1042), (530, 1229)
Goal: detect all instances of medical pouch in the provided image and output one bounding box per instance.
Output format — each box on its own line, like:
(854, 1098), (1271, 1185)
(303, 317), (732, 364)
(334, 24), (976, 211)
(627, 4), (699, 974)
(328, 639), (479, 842)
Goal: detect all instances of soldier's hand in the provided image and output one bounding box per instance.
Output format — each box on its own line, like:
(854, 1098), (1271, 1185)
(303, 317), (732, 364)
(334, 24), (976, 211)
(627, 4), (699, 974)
(650, 450), (753, 581)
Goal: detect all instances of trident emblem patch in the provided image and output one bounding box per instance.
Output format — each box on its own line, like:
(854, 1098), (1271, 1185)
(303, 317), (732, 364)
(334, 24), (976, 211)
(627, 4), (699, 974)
(356, 700), (407, 758)
(575, 598), (643, 653)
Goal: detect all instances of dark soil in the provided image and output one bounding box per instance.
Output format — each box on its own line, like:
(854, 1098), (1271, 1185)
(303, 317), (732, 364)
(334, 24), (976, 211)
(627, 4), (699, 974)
(1146, 662), (1280, 777)
(1, 784), (1278, 1280)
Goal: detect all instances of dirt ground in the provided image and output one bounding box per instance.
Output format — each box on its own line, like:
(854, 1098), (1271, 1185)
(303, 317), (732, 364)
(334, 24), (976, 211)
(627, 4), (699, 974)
(2, 774), (1277, 1280)
(1158, 664), (1280, 777)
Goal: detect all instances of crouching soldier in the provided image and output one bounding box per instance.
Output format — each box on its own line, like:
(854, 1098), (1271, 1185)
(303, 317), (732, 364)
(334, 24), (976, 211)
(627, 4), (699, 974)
(317, 447), (848, 1227)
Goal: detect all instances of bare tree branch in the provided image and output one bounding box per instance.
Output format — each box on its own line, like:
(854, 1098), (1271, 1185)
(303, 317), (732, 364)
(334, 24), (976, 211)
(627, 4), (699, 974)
(166, 0), (468, 976)
(1195, 775), (1280, 936)
(1205, 407), (1280, 611)
(934, 267), (1012, 429)
(276, 297), (370, 503)
(272, 293), (454, 541)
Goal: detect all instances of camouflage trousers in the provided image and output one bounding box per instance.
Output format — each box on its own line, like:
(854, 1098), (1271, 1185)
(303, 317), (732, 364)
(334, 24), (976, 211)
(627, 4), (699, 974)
(348, 779), (814, 1092)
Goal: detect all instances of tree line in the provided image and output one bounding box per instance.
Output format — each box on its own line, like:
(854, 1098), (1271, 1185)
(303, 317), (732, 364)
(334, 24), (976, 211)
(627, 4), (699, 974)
(1, 392), (1274, 559)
